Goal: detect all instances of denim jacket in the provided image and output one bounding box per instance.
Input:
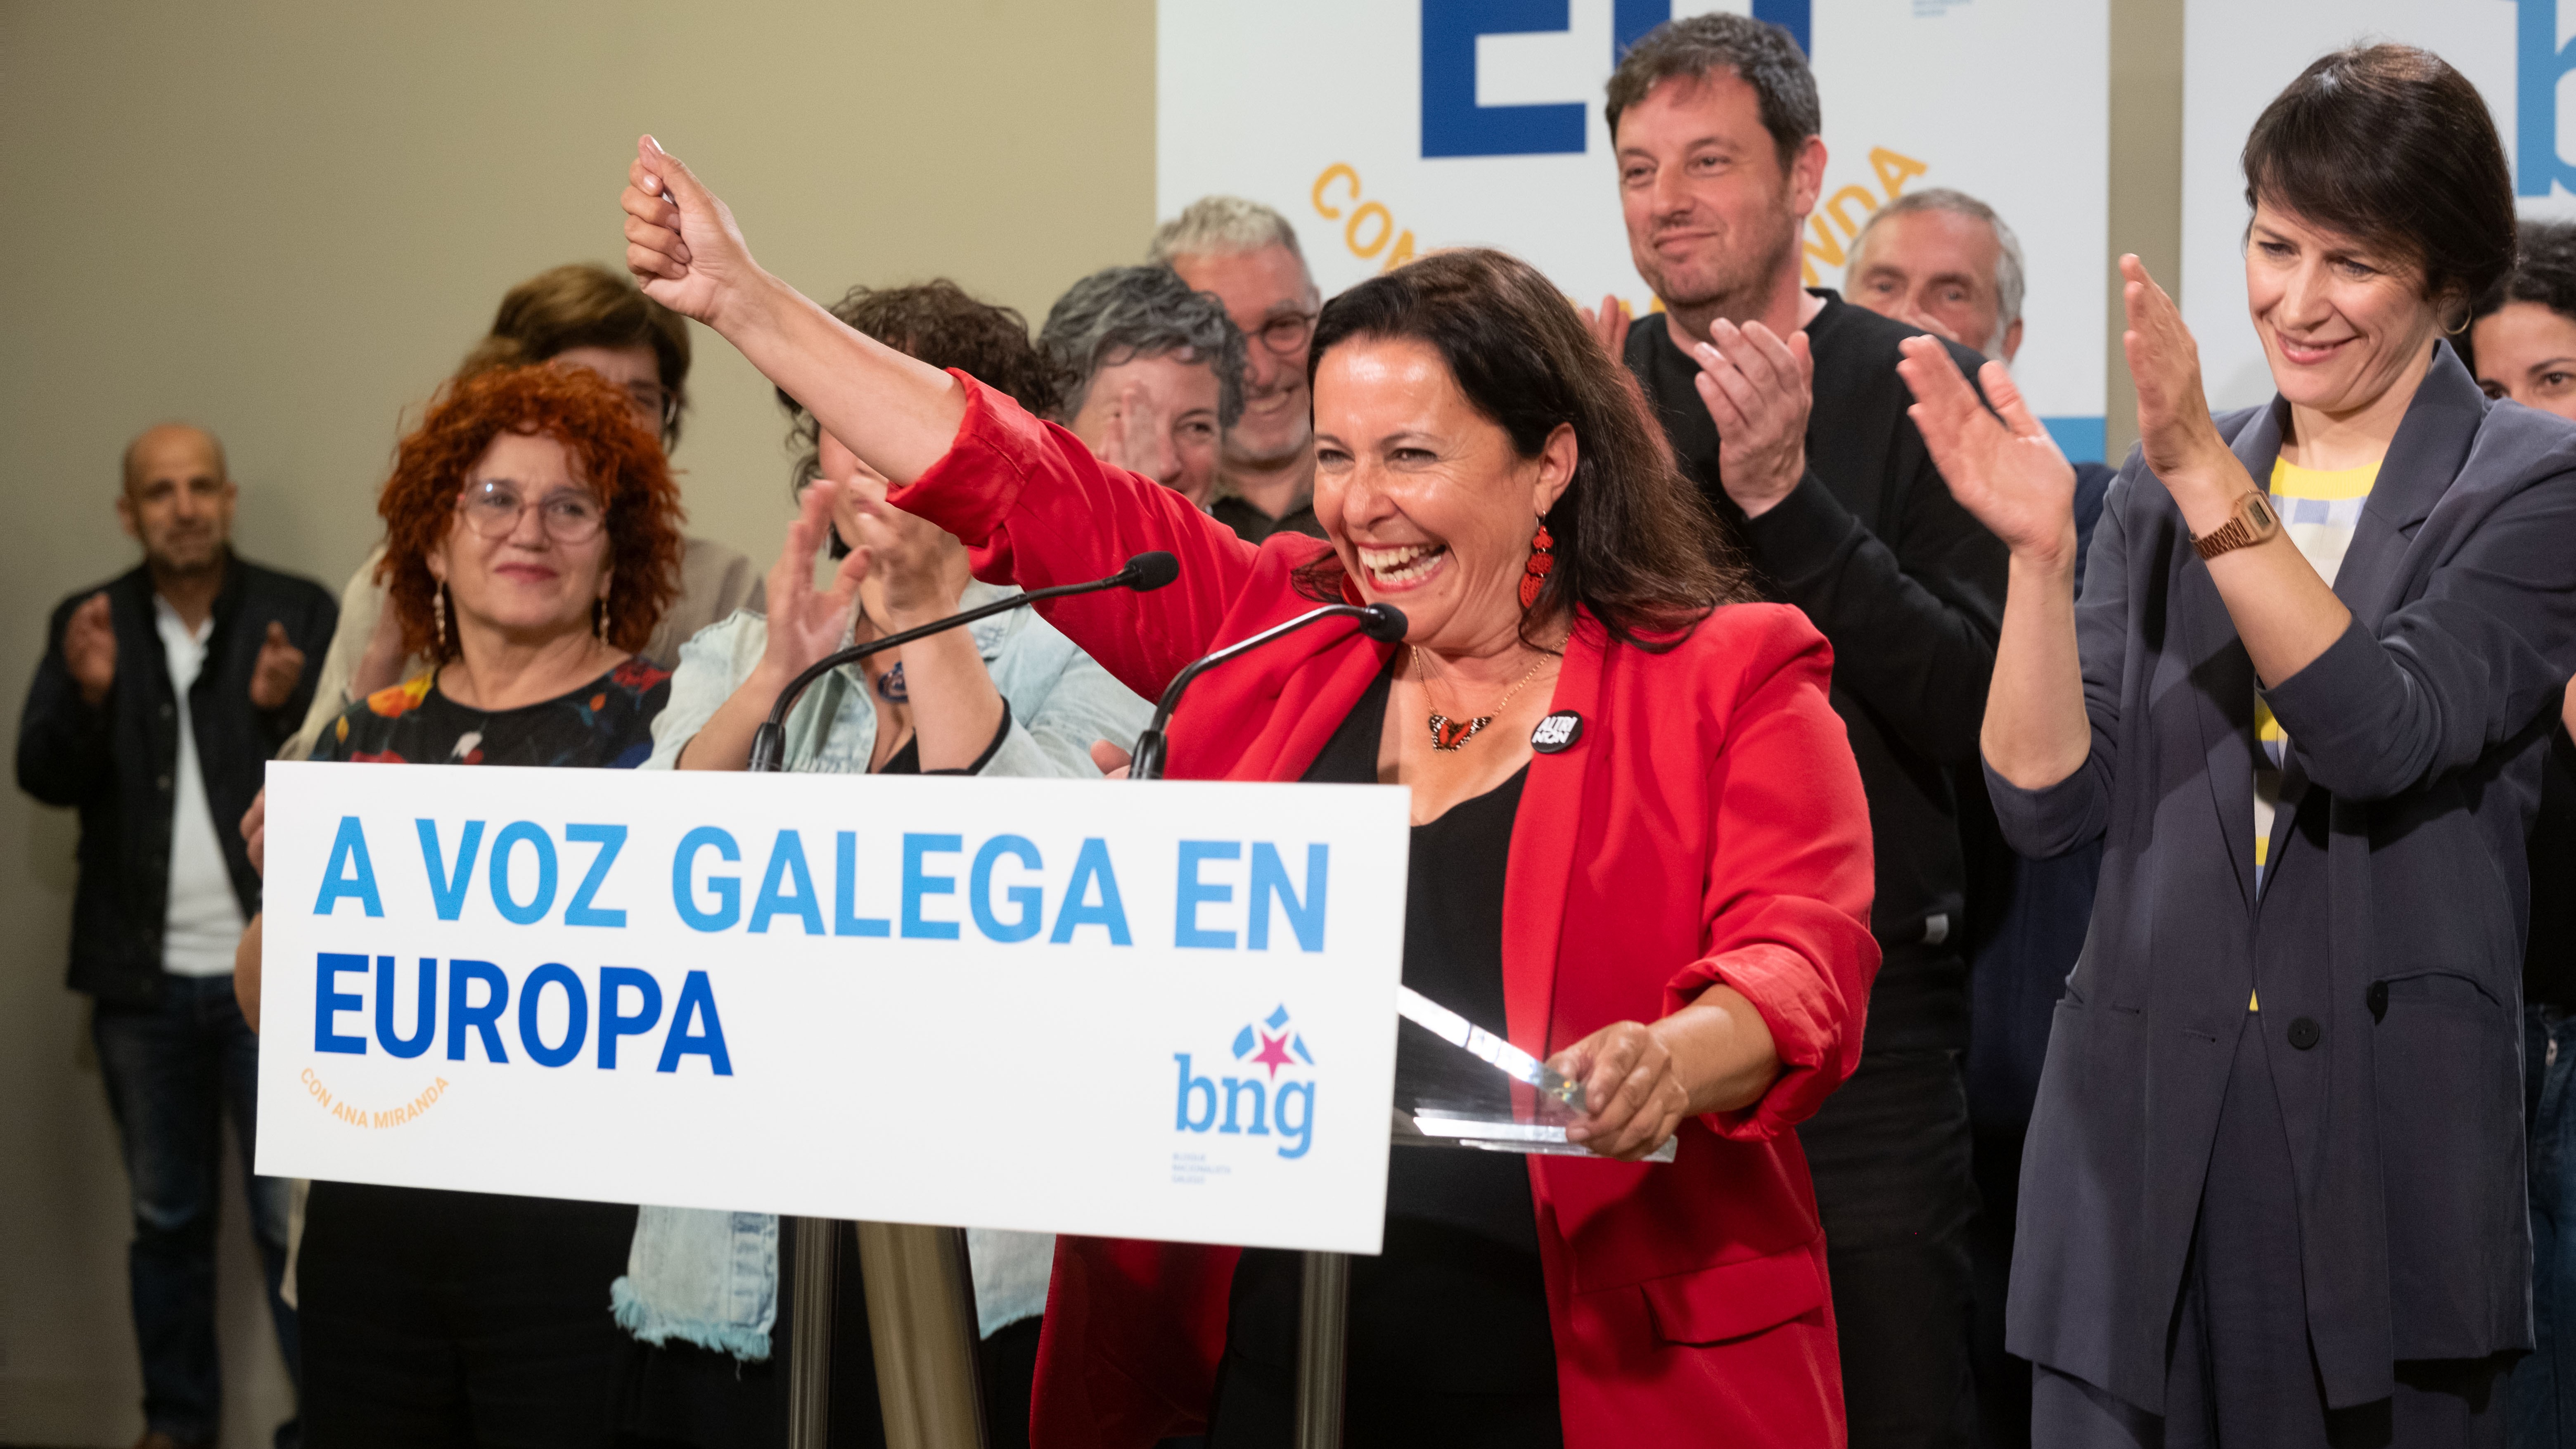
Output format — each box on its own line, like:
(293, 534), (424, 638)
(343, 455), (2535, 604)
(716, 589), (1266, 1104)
(611, 582), (1152, 1359)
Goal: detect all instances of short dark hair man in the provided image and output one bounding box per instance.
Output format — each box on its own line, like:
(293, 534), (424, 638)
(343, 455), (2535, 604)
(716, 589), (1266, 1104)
(1598, 17), (2006, 1446)
(17, 424), (335, 1449)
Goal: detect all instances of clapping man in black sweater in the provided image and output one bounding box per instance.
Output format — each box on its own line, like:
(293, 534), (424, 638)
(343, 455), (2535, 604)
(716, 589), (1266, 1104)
(1589, 16), (2007, 1449)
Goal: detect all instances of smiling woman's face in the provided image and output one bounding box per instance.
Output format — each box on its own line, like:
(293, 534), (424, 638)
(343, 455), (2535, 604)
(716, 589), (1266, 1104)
(2245, 200), (2445, 417)
(432, 429), (611, 644)
(1311, 336), (1573, 651)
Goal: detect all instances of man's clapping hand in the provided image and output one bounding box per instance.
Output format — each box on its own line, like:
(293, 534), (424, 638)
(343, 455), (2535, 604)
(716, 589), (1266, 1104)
(1690, 318), (1815, 519)
(249, 621), (305, 711)
(63, 592), (116, 706)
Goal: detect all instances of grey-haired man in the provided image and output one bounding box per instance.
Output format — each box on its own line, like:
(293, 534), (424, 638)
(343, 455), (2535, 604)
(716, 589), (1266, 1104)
(1845, 188), (2026, 363)
(1150, 197), (1327, 542)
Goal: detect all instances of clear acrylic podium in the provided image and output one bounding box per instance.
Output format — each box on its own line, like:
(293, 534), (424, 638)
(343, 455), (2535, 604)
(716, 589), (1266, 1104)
(784, 1006), (1665, 1447)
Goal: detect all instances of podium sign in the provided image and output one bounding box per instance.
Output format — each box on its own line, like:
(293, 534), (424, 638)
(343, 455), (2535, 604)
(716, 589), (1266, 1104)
(254, 762), (1409, 1255)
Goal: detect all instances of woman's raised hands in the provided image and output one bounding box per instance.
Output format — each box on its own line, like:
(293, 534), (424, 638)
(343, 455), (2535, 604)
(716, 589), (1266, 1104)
(837, 469), (968, 628)
(2119, 254), (2233, 488)
(1897, 335), (2079, 568)
(757, 480), (872, 688)
(623, 135), (761, 329)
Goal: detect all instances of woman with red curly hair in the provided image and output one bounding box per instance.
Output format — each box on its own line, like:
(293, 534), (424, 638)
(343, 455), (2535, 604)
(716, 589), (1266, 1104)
(292, 362), (685, 1446)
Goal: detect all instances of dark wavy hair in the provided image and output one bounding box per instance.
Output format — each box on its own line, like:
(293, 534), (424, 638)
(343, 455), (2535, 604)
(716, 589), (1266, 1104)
(780, 280), (1057, 496)
(2241, 44), (2515, 318)
(2463, 219), (2576, 376)
(374, 365), (684, 664)
(455, 263), (694, 449)
(1296, 248), (1752, 650)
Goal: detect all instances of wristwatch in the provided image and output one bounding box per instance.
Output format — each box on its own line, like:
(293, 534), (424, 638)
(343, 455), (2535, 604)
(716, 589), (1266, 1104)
(2190, 491), (2280, 560)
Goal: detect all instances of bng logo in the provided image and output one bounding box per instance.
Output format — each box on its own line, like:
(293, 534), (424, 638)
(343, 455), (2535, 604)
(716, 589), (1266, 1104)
(1173, 1004), (1318, 1159)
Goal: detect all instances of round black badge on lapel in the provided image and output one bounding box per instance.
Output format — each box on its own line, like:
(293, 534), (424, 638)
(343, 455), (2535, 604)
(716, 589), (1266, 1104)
(1530, 710), (1584, 754)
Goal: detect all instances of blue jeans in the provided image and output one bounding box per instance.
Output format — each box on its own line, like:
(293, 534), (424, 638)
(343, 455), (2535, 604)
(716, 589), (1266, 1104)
(2517, 1004), (2576, 1448)
(92, 973), (301, 1446)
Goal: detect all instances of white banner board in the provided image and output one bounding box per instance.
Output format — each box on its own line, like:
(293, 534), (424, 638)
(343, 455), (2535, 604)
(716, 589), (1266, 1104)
(255, 762), (1410, 1255)
(1159, 0), (2110, 458)
(2182, 0), (2576, 410)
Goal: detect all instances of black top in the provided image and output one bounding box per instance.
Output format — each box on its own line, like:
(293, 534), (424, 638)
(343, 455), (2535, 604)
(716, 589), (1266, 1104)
(16, 552), (338, 1006)
(2528, 722), (2576, 1009)
(1625, 294), (2006, 1049)
(1210, 492), (1326, 546)
(311, 657), (671, 769)
(1218, 664), (1557, 1407)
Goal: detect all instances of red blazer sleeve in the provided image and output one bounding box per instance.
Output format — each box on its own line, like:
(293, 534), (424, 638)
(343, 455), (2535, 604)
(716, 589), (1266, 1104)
(889, 372), (1268, 701)
(1668, 610), (1879, 1140)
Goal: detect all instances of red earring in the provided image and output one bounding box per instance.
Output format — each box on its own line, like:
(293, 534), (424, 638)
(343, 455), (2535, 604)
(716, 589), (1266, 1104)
(1519, 519), (1555, 610)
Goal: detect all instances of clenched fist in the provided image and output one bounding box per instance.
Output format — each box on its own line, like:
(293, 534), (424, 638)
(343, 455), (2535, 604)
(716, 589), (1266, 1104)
(249, 620), (305, 711)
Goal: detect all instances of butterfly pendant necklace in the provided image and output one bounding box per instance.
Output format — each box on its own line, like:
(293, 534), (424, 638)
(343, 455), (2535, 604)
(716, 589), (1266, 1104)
(1415, 645), (1553, 751)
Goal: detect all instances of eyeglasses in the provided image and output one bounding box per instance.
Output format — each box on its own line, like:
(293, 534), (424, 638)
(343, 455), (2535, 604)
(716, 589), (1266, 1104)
(623, 381), (679, 432)
(457, 480), (608, 543)
(1251, 310), (1318, 357)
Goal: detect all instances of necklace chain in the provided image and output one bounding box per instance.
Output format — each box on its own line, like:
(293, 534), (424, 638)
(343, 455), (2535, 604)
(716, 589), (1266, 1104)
(1412, 645), (1553, 751)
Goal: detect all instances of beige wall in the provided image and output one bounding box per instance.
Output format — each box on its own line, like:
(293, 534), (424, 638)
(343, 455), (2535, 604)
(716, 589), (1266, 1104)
(0, 2), (1154, 1441)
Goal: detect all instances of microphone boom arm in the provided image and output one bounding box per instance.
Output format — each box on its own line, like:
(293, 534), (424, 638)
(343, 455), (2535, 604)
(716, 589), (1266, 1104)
(1128, 602), (1405, 781)
(749, 552), (1175, 773)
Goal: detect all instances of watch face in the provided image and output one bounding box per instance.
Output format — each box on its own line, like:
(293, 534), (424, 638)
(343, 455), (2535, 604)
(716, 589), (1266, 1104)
(2249, 497), (2275, 529)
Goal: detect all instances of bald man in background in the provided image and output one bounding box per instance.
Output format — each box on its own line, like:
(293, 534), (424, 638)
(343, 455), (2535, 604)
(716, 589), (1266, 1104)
(17, 424), (333, 1449)
(1844, 189), (2113, 1449)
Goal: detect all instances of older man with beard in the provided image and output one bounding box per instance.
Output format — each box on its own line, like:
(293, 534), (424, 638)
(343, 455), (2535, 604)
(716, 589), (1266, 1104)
(1585, 14), (2006, 1449)
(1150, 196), (1328, 542)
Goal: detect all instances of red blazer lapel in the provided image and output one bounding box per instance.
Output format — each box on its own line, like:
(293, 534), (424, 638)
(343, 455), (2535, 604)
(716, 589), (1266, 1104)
(1502, 613), (1607, 1058)
(1199, 628), (1400, 782)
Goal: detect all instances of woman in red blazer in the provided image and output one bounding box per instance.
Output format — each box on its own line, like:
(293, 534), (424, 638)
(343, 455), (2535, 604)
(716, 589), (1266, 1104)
(620, 138), (1878, 1448)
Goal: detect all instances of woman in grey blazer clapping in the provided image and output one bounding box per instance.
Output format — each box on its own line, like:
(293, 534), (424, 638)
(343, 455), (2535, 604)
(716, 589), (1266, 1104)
(1900, 44), (2576, 1447)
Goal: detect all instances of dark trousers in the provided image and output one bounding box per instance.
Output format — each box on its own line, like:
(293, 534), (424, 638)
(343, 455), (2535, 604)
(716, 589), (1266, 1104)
(300, 1182), (635, 1448)
(1968, 1122), (2031, 1449)
(1799, 1046), (1978, 1449)
(92, 973), (300, 1447)
(979, 1316), (1041, 1449)
(2032, 1023), (2509, 1447)
(2515, 1004), (2576, 1445)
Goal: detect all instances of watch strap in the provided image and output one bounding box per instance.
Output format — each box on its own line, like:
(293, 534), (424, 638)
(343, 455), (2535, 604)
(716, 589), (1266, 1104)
(2191, 492), (2278, 561)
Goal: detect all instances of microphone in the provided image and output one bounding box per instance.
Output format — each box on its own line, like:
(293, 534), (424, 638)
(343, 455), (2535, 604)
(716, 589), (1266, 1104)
(1128, 601), (1407, 782)
(748, 551), (1179, 773)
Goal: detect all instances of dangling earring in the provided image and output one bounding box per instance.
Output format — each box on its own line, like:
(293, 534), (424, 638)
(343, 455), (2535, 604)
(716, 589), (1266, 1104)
(434, 583), (448, 654)
(594, 593), (609, 641)
(1519, 517), (1555, 611)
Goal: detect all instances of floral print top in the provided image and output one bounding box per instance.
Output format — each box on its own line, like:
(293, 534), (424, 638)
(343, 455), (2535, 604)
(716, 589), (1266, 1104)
(313, 657), (673, 770)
